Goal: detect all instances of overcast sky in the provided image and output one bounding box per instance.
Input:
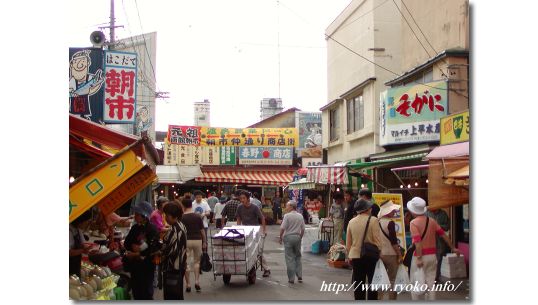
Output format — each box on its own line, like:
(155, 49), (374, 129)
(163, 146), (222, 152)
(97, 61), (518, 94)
(68, 0), (351, 131)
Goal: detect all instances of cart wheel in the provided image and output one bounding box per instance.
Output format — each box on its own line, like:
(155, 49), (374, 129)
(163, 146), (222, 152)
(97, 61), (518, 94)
(223, 274), (231, 285)
(248, 268), (256, 285)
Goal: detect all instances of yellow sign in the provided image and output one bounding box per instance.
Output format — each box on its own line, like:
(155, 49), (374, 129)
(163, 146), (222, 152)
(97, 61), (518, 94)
(440, 110), (469, 145)
(69, 150), (145, 222)
(167, 125), (299, 147)
(372, 193), (408, 249)
(200, 127), (298, 147)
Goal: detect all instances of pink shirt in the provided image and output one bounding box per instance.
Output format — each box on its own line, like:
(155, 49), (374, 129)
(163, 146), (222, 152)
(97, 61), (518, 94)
(410, 216), (445, 256)
(150, 210), (164, 232)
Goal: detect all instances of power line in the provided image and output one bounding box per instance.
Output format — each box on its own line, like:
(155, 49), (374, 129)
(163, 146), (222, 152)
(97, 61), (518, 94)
(391, 0), (432, 59)
(133, 0), (159, 92)
(400, 0), (438, 56)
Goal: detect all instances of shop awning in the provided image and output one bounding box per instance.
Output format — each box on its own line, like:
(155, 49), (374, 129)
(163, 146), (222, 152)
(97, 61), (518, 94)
(287, 178), (317, 190)
(306, 163), (348, 185)
(156, 165), (202, 184)
(426, 141), (469, 159)
(391, 164), (429, 171)
(347, 153), (428, 170)
(195, 168), (294, 186)
(369, 144), (431, 160)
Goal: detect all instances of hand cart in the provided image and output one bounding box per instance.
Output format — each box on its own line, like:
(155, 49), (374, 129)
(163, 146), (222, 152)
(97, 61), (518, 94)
(210, 226), (262, 285)
(320, 219), (335, 252)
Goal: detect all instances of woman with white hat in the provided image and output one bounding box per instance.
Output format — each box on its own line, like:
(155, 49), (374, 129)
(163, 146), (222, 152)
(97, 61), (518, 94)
(407, 197), (460, 300)
(377, 200), (403, 300)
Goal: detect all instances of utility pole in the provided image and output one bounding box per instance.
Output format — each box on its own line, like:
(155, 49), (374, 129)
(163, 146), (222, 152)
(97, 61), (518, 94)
(110, 0), (116, 44)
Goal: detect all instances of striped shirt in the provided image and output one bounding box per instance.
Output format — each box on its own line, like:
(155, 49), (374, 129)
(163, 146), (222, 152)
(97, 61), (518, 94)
(161, 221), (187, 271)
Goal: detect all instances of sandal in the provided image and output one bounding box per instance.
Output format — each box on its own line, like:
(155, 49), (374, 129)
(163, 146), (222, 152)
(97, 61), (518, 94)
(195, 284), (201, 292)
(186, 287), (191, 293)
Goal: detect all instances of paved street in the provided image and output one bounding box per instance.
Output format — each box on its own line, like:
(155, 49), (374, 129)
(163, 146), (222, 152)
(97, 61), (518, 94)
(152, 224), (469, 301)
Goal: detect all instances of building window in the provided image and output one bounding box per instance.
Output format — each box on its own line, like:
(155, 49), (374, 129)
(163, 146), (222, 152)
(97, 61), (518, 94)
(330, 108), (339, 141)
(347, 94), (364, 134)
(403, 68), (434, 85)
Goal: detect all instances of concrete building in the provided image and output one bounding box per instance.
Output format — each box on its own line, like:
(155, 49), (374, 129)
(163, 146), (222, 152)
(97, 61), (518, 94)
(194, 99), (211, 126)
(321, 0), (403, 165)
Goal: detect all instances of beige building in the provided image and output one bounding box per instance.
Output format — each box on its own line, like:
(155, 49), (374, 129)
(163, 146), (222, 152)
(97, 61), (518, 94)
(321, 0), (403, 165)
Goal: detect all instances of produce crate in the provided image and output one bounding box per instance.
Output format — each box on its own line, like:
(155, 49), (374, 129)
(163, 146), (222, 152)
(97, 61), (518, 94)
(327, 259), (348, 269)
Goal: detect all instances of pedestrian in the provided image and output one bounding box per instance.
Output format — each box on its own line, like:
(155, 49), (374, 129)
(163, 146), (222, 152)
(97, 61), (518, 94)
(236, 190), (271, 277)
(214, 196), (227, 229)
(207, 192), (219, 224)
(221, 190), (241, 226)
(377, 200), (403, 300)
(151, 196), (168, 234)
(160, 202), (187, 300)
(346, 199), (382, 300)
(426, 207), (451, 281)
(329, 192), (345, 244)
(192, 190), (211, 238)
(358, 188), (379, 217)
(272, 190), (284, 223)
(343, 190), (355, 237)
(407, 197), (460, 301)
(150, 196), (169, 288)
(181, 198), (207, 293)
(279, 200), (305, 284)
(69, 210), (92, 277)
(251, 192), (263, 210)
(124, 201), (160, 300)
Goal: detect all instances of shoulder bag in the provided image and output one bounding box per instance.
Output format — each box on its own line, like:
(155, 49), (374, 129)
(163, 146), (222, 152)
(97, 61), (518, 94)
(403, 217), (429, 268)
(360, 215), (380, 259)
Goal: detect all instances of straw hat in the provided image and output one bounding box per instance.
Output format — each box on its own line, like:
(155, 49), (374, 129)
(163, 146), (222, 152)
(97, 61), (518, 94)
(406, 197), (427, 215)
(378, 200), (401, 218)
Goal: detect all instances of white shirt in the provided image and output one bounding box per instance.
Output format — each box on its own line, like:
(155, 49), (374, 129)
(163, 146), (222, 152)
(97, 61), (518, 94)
(214, 202), (225, 220)
(192, 200), (211, 228)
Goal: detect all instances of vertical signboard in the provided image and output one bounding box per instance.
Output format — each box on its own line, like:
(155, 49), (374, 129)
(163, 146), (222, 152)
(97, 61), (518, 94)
(372, 193), (407, 249)
(69, 48), (105, 123)
(103, 50), (138, 123)
(296, 112), (322, 158)
(220, 146), (236, 165)
(380, 81), (448, 145)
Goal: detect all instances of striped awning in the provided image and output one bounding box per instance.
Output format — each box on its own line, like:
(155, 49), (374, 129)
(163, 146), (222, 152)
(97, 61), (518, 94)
(306, 165), (348, 185)
(195, 169), (294, 186)
(287, 178), (316, 190)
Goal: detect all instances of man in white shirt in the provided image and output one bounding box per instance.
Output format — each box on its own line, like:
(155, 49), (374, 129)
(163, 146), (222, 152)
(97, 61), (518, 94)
(192, 190), (211, 237)
(213, 196), (227, 229)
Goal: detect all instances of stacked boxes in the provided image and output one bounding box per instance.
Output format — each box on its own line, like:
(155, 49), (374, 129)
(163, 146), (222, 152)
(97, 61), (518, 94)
(212, 226), (261, 275)
(441, 254), (467, 278)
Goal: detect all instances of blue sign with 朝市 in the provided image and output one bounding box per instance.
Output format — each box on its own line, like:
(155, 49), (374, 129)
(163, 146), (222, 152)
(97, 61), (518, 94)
(238, 147), (293, 165)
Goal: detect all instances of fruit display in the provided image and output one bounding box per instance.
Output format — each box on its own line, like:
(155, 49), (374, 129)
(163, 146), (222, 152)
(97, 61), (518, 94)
(69, 263), (119, 300)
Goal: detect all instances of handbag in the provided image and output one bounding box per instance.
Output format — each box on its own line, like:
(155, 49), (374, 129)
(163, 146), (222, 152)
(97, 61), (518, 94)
(200, 251), (213, 272)
(360, 215), (380, 259)
(403, 217), (429, 268)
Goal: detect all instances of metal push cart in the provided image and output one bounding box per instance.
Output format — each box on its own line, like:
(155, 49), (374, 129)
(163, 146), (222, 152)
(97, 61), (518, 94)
(210, 227), (262, 285)
(320, 219), (335, 251)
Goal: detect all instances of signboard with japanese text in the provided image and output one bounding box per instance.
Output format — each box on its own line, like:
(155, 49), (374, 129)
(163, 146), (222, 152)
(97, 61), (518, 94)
(69, 150), (145, 222)
(302, 158), (322, 167)
(168, 125), (202, 145)
(163, 141), (235, 165)
(69, 48), (105, 123)
(440, 110), (469, 145)
(220, 146), (236, 165)
(97, 166), (156, 216)
(296, 112), (322, 157)
(380, 81), (448, 145)
(238, 147), (293, 165)
(103, 50), (138, 123)
(167, 126), (298, 147)
(372, 193), (408, 249)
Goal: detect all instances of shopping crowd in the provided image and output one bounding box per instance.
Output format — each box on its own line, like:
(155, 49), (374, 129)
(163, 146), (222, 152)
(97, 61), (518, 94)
(69, 187), (458, 301)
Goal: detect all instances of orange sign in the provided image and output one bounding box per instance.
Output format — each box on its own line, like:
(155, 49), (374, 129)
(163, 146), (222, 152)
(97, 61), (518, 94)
(97, 166), (157, 215)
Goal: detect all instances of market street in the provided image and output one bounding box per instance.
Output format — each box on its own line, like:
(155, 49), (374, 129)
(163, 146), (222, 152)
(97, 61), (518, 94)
(152, 224), (469, 301)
